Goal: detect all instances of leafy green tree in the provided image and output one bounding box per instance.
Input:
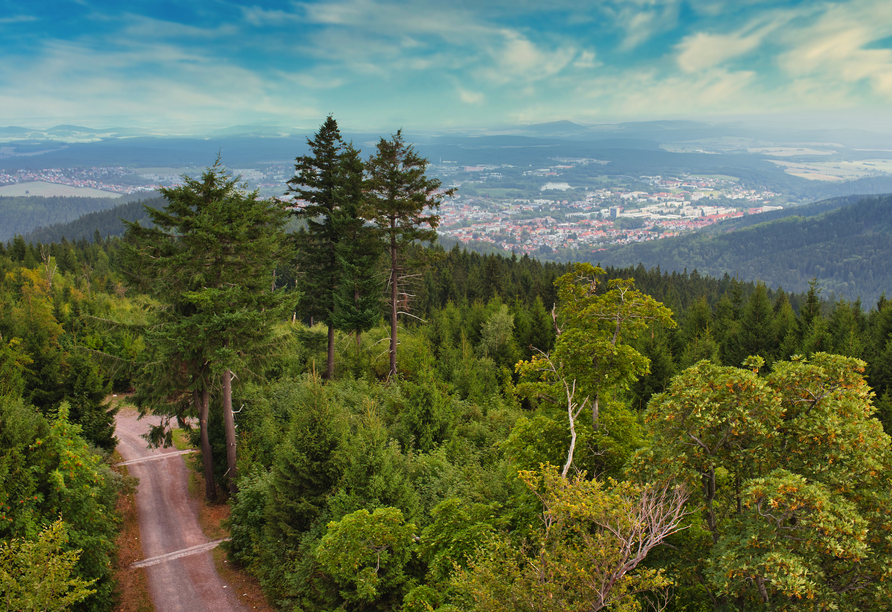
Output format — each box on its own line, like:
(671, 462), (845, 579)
(772, 290), (800, 361)
(0, 336), (31, 398)
(365, 130), (454, 377)
(316, 507), (417, 609)
(0, 396), (120, 611)
(739, 282), (775, 363)
(62, 352), (117, 451)
(516, 263), (674, 476)
(265, 374), (343, 545)
(287, 116), (366, 379)
(451, 467), (689, 612)
(638, 353), (892, 610)
(331, 144), (382, 353)
(0, 520), (96, 612)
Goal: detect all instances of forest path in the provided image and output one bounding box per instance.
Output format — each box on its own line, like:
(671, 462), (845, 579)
(116, 410), (250, 612)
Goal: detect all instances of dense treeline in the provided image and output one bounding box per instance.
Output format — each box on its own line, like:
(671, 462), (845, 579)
(0, 233), (141, 610)
(599, 193), (892, 305)
(0, 194), (128, 241)
(4, 120), (892, 610)
(23, 196), (160, 245)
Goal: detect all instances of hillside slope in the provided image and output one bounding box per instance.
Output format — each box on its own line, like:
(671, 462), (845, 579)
(599, 194), (892, 305)
(0, 194), (131, 241)
(21, 197), (161, 243)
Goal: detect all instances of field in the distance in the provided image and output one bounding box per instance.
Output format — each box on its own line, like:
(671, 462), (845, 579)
(0, 181), (121, 197)
(768, 159), (892, 181)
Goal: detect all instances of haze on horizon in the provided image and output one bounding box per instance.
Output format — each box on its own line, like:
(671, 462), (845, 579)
(2, 0), (892, 135)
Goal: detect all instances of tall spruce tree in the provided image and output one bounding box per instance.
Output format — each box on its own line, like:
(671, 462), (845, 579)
(287, 116), (366, 379)
(331, 144), (381, 351)
(122, 160), (291, 499)
(365, 130), (453, 377)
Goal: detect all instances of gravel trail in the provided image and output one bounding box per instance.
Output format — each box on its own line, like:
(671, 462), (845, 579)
(116, 410), (250, 612)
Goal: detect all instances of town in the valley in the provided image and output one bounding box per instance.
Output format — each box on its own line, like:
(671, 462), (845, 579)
(0, 159), (784, 255)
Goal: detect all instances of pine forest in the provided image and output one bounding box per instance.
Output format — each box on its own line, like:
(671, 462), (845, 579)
(2, 117), (892, 612)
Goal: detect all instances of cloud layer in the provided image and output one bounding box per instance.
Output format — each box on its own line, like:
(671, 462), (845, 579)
(1, 0), (891, 131)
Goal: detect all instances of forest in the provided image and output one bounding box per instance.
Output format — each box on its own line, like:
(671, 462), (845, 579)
(598, 192), (892, 305)
(0, 194), (129, 242)
(1, 117), (892, 612)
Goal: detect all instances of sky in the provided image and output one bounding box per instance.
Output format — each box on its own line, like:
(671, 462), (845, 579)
(2, 0), (892, 133)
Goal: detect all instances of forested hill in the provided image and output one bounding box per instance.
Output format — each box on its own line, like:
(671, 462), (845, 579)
(22, 196), (160, 244)
(0, 194), (129, 241)
(599, 193), (892, 305)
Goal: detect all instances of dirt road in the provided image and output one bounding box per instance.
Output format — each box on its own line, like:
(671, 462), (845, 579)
(116, 410), (250, 612)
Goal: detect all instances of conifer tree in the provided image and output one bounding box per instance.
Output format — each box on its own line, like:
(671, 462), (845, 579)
(122, 160), (290, 499)
(330, 144), (381, 350)
(365, 130), (453, 377)
(287, 116), (366, 379)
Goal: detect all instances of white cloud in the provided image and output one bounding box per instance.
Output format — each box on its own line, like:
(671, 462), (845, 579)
(676, 31), (763, 72)
(118, 14), (238, 40)
(491, 30), (575, 80)
(599, 0), (681, 50)
(239, 6), (303, 26)
(574, 50), (598, 69)
(777, 0), (892, 98)
(458, 88), (484, 105)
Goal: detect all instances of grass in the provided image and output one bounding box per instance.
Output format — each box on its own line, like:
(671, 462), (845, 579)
(111, 457), (154, 612)
(0, 181), (122, 197)
(171, 427), (191, 450)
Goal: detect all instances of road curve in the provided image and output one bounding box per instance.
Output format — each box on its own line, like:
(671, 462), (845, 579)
(116, 410), (250, 612)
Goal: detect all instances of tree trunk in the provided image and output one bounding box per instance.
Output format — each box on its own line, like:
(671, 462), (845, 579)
(222, 368), (238, 496)
(390, 252), (398, 378)
(196, 387), (216, 502)
(326, 323), (335, 380)
(355, 286), (362, 353)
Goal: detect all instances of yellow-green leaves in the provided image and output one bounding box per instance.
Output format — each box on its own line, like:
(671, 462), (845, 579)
(451, 465), (688, 612)
(0, 519), (96, 612)
(640, 353), (892, 609)
(316, 507), (417, 605)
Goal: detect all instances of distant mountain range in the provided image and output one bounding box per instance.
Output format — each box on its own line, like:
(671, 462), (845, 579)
(598, 193), (892, 306)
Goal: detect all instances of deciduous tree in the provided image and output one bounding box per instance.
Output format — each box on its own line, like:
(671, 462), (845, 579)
(452, 466), (689, 612)
(516, 263), (674, 476)
(637, 353), (892, 609)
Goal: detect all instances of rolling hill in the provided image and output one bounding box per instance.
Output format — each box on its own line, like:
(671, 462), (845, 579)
(598, 193), (892, 305)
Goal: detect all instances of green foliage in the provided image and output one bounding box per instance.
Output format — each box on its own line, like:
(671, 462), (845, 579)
(288, 115), (372, 377)
(365, 129), (453, 376)
(0, 519), (97, 612)
(451, 466), (688, 612)
(265, 375), (344, 544)
(0, 396), (120, 612)
(122, 158), (292, 497)
(0, 337), (31, 398)
(62, 352), (117, 451)
(639, 353), (892, 610)
(516, 262), (674, 476)
(316, 507), (417, 607)
(419, 498), (503, 588)
(391, 374), (454, 453)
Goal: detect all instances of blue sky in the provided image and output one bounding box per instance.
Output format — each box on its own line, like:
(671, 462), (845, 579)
(2, 0), (892, 133)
